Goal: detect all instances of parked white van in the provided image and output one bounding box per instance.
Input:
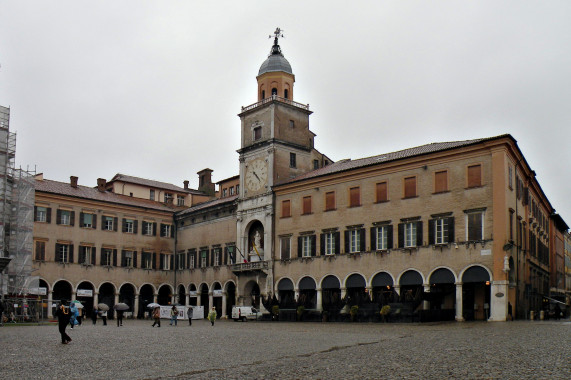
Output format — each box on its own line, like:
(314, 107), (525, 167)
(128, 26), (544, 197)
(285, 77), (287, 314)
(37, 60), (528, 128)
(231, 306), (262, 321)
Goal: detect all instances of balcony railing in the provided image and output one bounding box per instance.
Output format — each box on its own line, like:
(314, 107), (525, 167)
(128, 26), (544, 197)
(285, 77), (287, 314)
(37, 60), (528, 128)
(231, 260), (269, 273)
(241, 95), (310, 113)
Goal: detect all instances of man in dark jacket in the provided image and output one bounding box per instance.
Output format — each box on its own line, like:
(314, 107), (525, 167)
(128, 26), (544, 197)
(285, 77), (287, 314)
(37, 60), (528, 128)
(55, 300), (72, 344)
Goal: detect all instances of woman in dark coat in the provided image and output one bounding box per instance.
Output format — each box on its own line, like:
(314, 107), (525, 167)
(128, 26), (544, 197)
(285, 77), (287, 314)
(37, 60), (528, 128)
(55, 300), (72, 344)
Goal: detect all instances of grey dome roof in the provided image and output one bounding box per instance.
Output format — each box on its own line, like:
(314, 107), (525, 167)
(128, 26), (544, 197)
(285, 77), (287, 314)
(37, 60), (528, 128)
(258, 40), (293, 76)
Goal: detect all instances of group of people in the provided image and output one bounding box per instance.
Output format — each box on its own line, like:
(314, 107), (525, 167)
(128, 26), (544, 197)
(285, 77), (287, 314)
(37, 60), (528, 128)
(150, 305), (217, 327)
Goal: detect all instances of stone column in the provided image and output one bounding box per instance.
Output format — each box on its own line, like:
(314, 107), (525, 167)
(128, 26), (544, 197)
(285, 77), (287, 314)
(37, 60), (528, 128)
(222, 292), (227, 318)
(196, 295), (201, 307)
(208, 292), (213, 310)
(423, 284), (431, 310)
(488, 280), (508, 322)
(185, 293), (190, 306)
(455, 282), (464, 321)
(170, 294), (176, 305)
(316, 288), (323, 311)
(153, 293), (157, 304)
(94, 292), (99, 307)
(47, 290), (53, 319)
(134, 293), (139, 319)
(340, 287), (347, 299)
(393, 285), (401, 297)
(71, 290), (76, 301)
(114, 293), (120, 319)
(294, 288), (300, 303)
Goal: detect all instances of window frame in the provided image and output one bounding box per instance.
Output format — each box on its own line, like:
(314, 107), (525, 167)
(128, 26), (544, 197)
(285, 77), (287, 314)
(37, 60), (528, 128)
(302, 196), (312, 215)
(280, 236), (291, 259)
(324, 232), (336, 255)
(349, 229), (361, 253)
(325, 191), (336, 211)
(376, 225), (389, 250)
(467, 164), (482, 188)
(404, 222), (417, 248)
(466, 211), (484, 241)
(301, 235), (312, 257)
(281, 200), (291, 218)
(434, 170), (448, 194)
(103, 216), (115, 231)
(36, 207), (48, 222)
(403, 176), (417, 199)
(34, 240), (46, 261)
(375, 182), (388, 203)
(289, 153), (296, 168)
(349, 187), (361, 208)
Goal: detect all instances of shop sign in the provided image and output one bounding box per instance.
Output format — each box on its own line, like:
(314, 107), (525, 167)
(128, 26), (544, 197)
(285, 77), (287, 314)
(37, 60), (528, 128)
(77, 289), (93, 297)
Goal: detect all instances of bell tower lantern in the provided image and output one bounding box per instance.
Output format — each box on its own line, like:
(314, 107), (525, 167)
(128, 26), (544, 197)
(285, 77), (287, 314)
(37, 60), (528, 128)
(256, 28), (295, 101)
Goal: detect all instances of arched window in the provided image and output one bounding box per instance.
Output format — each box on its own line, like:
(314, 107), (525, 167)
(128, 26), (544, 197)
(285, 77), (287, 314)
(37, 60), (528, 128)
(271, 88), (277, 96)
(284, 89), (289, 99)
(261, 90), (265, 99)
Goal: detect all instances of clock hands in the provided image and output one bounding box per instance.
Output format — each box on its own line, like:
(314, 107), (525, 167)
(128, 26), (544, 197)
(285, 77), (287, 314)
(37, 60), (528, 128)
(253, 171), (261, 182)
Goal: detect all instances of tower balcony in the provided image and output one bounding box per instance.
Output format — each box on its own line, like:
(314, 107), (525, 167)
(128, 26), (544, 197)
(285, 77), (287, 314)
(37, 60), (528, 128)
(240, 95), (310, 114)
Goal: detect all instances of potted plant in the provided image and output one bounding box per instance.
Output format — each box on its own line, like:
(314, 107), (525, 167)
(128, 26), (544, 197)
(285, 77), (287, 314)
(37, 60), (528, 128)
(296, 305), (305, 321)
(380, 305), (391, 322)
(350, 305), (359, 322)
(272, 305), (279, 321)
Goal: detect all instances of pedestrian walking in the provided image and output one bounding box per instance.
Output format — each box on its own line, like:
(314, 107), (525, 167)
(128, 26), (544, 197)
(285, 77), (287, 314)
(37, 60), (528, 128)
(100, 310), (107, 325)
(508, 302), (513, 321)
(69, 302), (78, 329)
(91, 307), (97, 325)
(170, 305), (178, 326)
(151, 307), (161, 327)
(208, 307), (217, 326)
(116, 310), (124, 326)
(55, 300), (72, 344)
(187, 306), (193, 326)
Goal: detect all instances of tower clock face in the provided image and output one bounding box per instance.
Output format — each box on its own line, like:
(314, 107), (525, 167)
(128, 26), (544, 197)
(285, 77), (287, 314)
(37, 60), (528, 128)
(245, 159), (268, 192)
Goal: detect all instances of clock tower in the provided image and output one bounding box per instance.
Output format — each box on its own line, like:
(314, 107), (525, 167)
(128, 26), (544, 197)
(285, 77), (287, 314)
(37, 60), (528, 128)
(234, 28), (317, 307)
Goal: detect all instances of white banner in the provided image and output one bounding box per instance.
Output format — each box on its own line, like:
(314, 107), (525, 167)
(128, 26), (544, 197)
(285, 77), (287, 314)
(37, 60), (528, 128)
(28, 287), (47, 295)
(77, 289), (93, 297)
(213, 290), (223, 297)
(158, 305), (203, 319)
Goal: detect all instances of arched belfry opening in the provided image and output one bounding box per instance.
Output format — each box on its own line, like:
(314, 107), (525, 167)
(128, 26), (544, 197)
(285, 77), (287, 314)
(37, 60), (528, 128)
(247, 220), (264, 262)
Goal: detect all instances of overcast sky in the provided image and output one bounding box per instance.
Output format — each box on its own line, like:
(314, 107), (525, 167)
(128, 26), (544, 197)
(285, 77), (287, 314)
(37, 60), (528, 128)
(1, 1), (569, 222)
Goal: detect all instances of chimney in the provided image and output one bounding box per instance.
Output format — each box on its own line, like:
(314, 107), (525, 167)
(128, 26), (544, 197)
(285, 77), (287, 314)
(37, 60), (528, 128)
(97, 178), (106, 192)
(197, 168), (215, 196)
(70, 176), (78, 188)
(183, 180), (189, 190)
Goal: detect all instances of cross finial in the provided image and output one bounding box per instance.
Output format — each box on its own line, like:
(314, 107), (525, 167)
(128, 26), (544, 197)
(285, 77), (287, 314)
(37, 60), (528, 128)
(269, 27), (284, 43)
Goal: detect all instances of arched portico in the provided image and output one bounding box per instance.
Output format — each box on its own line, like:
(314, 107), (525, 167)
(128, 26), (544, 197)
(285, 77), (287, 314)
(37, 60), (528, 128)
(224, 281), (236, 317)
(425, 267), (456, 321)
(298, 276), (316, 309)
(461, 265), (492, 321)
(138, 284), (155, 318)
(371, 271), (395, 306)
(277, 277), (296, 308)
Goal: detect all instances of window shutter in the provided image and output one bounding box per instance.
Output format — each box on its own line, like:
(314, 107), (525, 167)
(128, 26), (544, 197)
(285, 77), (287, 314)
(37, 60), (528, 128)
(416, 221), (423, 247)
(211, 249), (215, 266)
(448, 217), (455, 243)
(46, 208), (52, 223)
(297, 237), (302, 258)
(335, 232), (340, 254)
(133, 252), (137, 268)
(404, 177), (416, 198)
(91, 247), (96, 265)
(302, 196), (311, 214)
(79, 247), (85, 264)
(206, 250), (210, 267)
(360, 228), (366, 252)
(100, 250), (105, 265)
(134, 220), (138, 234)
(344, 230), (349, 253)
(113, 217), (118, 231)
(282, 200), (291, 217)
(325, 192), (335, 211)
(113, 249), (117, 266)
(467, 165), (481, 187)
(70, 211), (75, 226)
(428, 219), (435, 245)
(122, 219), (127, 233)
(376, 182), (387, 202)
(121, 250), (126, 267)
(170, 255), (174, 269)
(56, 209), (61, 225)
(398, 223), (404, 248)
(92, 214), (97, 229)
(69, 245), (74, 263)
(223, 247), (228, 265)
(152, 222), (157, 236)
(34, 206), (38, 221)
(387, 225), (393, 249)
(79, 212), (84, 227)
(435, 171), (447, 193)
(320, 234), (325, 255)
(153, 253), (157, 269)
(55, 243), (61, 263)
(370, 228), (377, 250)
(349, 187), (360, 207)
(160, 254), (164, 270)
(311, 235), (316, 256)
(170, 225), (174, 238)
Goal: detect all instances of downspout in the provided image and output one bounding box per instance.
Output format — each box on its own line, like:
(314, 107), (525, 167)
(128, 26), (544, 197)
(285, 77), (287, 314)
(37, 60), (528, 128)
(173, 213), (178, 305)
(514, 156), (523, 319)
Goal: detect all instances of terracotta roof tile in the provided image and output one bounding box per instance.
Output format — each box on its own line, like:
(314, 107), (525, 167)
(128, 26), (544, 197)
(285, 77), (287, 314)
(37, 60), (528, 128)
(177, 195), (238, 216)
(108, 173), (204, 195)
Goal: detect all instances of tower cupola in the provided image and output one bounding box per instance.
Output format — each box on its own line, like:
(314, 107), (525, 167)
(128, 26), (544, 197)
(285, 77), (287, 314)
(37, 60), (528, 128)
(256, 28), (295, 101)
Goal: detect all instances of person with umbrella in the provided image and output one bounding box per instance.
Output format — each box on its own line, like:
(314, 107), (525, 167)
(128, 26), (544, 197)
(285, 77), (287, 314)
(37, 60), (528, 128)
(69, 301), (78, 329)
(151, 307), (161, 327)
(91, 306), (97, 325)
(114, 303), (128, 326)
(208, 307), (217, 326)
(170, 305), (178, 326)
(55, 299), (72, 344)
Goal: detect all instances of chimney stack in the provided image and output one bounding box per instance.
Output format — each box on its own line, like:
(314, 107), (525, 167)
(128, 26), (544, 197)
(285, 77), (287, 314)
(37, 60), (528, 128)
(197, 168), (215, 196)
(97, 178), (106, 192)
(183, 180), (189, 190)
(70, 176), (78, 188)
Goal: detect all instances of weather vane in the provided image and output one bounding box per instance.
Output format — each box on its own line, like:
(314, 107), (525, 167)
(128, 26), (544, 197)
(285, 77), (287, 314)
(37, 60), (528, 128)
(269, 27), (284, 43)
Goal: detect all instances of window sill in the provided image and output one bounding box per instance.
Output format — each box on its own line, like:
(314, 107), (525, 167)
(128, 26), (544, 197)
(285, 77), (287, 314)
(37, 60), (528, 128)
(348, 205), (361, 208)
(432, 191), (450, 195)
(301, 212), (313, 216)
(374, 200), (389, 204)
(324, 208), (337, 212)
(281, 216), (292, 219)
(465, 185), (484, 190)
(402, 196), (418, 200)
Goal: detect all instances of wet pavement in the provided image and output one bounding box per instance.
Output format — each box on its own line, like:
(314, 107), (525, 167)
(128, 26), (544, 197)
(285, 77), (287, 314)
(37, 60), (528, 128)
(0, 318), (569, 379)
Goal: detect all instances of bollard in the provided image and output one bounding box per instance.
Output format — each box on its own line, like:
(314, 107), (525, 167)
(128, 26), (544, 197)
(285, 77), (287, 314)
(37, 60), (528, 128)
(539, 310), (544, 320)
(530, 311), (535, 320)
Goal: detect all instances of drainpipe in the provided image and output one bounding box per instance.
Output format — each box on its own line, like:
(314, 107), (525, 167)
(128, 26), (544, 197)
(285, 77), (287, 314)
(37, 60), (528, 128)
(514, 156), (523, 319)
(173, 214), (178, 305)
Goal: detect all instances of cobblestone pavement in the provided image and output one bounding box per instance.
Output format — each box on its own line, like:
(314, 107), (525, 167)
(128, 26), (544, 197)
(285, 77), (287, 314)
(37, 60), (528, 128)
(0, 319), (569, 379)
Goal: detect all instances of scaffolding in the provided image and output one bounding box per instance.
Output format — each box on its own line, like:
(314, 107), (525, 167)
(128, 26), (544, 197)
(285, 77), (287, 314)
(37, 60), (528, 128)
(0, 105), (36, 300)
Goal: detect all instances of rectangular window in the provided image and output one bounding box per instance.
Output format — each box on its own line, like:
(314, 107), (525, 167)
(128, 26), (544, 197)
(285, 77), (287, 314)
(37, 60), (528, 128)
(177, 252), (185, 269)
(59, 210), (72, 225)
(227, 247), (236, 264)
(301, 236), (311, 257)
(150, 189), (155, 201)
(508, 165), (513, 189)
(177, 196), (185, 206)
(290, 153), (297, 168)
(325, 192), (335, 211)
(103, 216), (115, 231)
(302, 196), (312, 215)
(223, 188), (228, 197)
(79, 246), (93, 265)
(35, 241), (46, 261)
(289, 120), (295, 128)
(189, 252), (195, 269)
(123, 250), (134, 268)
(324, 232), (336, 255)
(467, 212), (484, 241)
(404, 222), (417, 248)
(376, 226), (389, 250)
(435, 218), (449, 244)
(143, 221), (155, 236)
(123, 219), (134, 233)
(160, 224), (172, 237)
(253, 126), (262, 140)
(164, 193), (173, 203)
(162, 254), (171, 270)
(509, 210), (514, 240)
(101, 249), (113, 266)
(376, 182), (388, 203)
(349, 187), (360, 207)
(200, 250), (207, 268)
(35, 207), (48, 222)
(213, 248), (221, 266)
(230, 187), (235, 195)
(58, 244), (70, 263)
(281, 200), (291, 218)
(349, 229), (361, 253)
(81, 213), (94, 228)
(467, 164), (482, 188)
(404, 176), (417, 198)
(280, 237), (291, 259)
(142, 252), (153, 269)
(236, 184), (239, 194)
(434, 171), (448, 193)
(313, 160), (319, 170)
